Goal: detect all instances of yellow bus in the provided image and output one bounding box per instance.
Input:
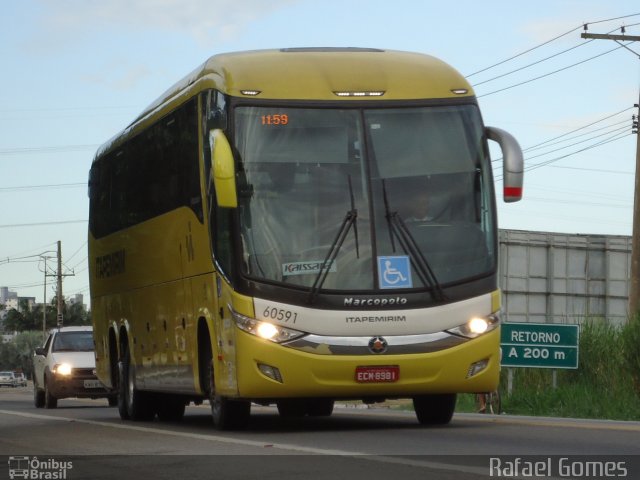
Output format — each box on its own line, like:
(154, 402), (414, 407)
(88, 48), (523, 429)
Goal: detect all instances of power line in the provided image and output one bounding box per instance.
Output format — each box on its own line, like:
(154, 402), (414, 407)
(524, 124), (632, 162)
(0, 145), (98, 156)
(2, 242), (57, 261)
(492, 107), (635, 166)
(477, 43), (627, 98)
(66, 241), (87, 264)
(524, 196), (631, 208)
(472, 39), (594, 87)
(467, 13), (640, 78)
(520, 107), (634, 153)
(467, 25), (584, 77)
(493, 131), (632, 182)
(0, 182), (85, 193)
(525, 131), (632, 173)
(524, 119), (631, 153)
(548, 165), (633, 175)
(0, 220), (87, 229)
(0, 105), (138, 113)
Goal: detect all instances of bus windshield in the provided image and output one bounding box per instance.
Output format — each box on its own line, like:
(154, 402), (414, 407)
(234, 104), (495, 292)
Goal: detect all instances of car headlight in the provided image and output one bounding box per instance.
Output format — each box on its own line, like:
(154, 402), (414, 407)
(231, 309), (305, 343)
(447, 313), (500, 339)
(53, 363), (73, 376)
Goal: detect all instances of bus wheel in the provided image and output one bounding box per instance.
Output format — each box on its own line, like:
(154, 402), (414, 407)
(276, 399), (307, 418)
(208, 361), (250, 430)
(306, 399), (334, 417)
(118, 344), (155, 421)
(156, 395), (186, 421)
(412, 393), (456, 425)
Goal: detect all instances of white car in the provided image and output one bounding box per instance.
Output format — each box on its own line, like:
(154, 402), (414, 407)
(32, 326), (116, 408)
(0, 371), (17, 388)
(14, 373), (27, 387)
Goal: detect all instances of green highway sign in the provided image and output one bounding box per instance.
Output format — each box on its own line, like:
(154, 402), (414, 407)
(500, 323), (580, 369)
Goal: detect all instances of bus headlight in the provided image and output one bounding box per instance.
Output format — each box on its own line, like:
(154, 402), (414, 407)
(232, 310), (305, 344)
(447, 314), (499, 339)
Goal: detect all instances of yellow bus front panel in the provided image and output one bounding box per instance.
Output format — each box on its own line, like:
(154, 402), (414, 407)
(232, 327), (500, 400)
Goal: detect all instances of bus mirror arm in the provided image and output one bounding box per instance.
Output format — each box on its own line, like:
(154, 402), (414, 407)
(210, 129), (238, 208)
(486, 126), (524, 203)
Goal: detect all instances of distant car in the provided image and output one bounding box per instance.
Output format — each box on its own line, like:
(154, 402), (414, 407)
(0, 371), (17, 388)
(14, 373), (27, 387)
(32, 326), (116, 408)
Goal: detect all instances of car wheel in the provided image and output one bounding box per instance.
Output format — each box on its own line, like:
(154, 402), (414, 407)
(33, 381), (45, 408)
(44, 376), (57, 409)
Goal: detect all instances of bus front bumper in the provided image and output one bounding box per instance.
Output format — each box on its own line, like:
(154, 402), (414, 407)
(231, 327), (501, 400)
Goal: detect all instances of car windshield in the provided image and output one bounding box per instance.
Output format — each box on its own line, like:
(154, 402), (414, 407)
(234, 104), (495, 292)
(52, 332), (94, 352)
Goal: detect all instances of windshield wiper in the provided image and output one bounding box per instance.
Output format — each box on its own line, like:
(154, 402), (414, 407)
(307, 176), (359, 304)
(382, 179), (445, 302)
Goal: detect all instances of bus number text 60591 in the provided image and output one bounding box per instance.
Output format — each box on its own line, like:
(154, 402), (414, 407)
(262, 306), (298, 324)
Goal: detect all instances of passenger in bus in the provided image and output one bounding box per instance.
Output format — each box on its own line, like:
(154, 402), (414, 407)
(403, 188), (432, 223)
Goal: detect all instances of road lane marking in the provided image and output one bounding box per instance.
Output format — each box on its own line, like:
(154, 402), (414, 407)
(453, 413), (640, 432)
(0, 409), (488, 476)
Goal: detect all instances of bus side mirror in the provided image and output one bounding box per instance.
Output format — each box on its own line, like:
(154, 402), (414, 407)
(486, 126), (524, 203)
(210, 129), (238, 208)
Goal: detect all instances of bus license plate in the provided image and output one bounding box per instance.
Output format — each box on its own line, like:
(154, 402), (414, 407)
(84, 380), (102, 389)
(355, 366), (399, 383)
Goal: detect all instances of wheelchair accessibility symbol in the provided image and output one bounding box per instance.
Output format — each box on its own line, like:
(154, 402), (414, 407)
(378, 256), (412, 289)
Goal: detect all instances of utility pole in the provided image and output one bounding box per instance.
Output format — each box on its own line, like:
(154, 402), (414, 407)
(39, 251), (55, 340)
(42, 256), (48, 340)
(44, 241), (74, 328)
(581, 28), (640, 316)
(57, 240), (63, 327)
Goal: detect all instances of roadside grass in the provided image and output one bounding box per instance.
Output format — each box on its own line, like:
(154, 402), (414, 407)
(455, 319), (640, 421)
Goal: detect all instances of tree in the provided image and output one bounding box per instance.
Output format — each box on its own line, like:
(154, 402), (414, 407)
(65, 302), (91, 326)
(0, 331), (42, 377)
(3, 308), (27, 333)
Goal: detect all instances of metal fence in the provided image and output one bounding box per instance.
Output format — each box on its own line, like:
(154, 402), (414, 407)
(499, 229), (631, 325)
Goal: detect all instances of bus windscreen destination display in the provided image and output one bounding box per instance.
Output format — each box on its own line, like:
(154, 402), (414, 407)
(500, 323), (579, 369)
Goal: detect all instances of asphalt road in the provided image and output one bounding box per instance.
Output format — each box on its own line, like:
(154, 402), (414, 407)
(1, 385), (639, 479)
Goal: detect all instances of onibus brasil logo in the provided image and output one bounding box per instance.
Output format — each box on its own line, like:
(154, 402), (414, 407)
(8, 456), (73, 479)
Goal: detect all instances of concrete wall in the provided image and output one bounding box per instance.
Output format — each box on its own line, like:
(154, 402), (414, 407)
(499, 230), (631, 325)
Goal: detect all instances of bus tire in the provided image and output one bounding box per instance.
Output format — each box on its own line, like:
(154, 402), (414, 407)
(276, 399), (307, 418)
(306, 399), (334, 417)
(208, 360), (250, 430)
(413, 393), (456, 425)
(156, 395), (186, 421)
(118, 344), (155, 421)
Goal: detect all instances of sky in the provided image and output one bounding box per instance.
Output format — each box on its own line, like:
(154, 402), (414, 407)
(1, 0), (640, 307)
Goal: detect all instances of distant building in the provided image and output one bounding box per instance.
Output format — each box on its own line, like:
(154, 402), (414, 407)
(2, 296), (35, 313)
(0, 287), (18, 304)
(68, 294), (85, 309)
